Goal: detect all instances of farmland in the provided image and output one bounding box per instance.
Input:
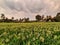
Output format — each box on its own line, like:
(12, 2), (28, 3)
(0, 22), (60, 45)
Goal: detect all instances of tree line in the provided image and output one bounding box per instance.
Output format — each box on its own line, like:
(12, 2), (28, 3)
(0, 12), (60, 23)
(35, 12), (60, 22)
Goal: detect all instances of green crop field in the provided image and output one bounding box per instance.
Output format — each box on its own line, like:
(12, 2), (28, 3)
(0, 22), (60, 45)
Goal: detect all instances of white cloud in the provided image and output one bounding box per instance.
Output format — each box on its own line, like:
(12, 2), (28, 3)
(0, 0), (60, 20)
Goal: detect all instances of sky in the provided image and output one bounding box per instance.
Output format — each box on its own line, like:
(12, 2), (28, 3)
(0, 0), (60, 20)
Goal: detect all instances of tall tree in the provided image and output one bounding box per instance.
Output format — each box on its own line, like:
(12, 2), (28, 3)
(46, 15), (53, 22)
(35, 15), (41, 21)
(1, 13), (5, 20)
(25, 18), (29, 22)
(11, 17), (14, 20)
(56, 13), (60, 16)
(54, 12), (60, 22)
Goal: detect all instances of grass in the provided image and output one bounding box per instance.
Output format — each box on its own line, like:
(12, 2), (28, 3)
(0, 22), (60, 45)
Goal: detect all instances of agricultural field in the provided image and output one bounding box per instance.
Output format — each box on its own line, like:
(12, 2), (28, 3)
(0, 22), (60, 45)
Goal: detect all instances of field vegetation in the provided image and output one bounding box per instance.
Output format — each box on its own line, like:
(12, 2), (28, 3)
(0, 22), (60, 45)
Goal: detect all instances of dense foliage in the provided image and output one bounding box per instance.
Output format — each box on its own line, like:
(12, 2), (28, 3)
(0, 22), (60, 45)
(54, 13), (60, 22)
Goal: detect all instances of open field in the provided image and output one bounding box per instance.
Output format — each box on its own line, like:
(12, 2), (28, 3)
(0, 22), (60, 45)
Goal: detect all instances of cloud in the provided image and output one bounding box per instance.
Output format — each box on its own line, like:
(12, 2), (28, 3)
(0, 0), (60, 20)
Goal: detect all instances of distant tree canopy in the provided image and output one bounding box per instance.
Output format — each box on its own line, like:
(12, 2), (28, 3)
(56, 13), (60, 16)
(1, 14), (5, 20)
(0, 13), (30, 23)
(0, 12), (60, 22)
(46, 16), (53, 22)
(54, 12), (60, 22)
(35, 15), (41, 21)
(25, 18), (29, 22)
(11, 17), (14, 20)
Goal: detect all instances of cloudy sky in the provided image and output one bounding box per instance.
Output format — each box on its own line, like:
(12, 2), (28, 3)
(0, 0), (60, 20)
